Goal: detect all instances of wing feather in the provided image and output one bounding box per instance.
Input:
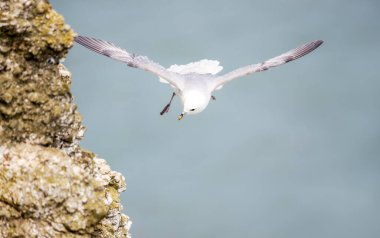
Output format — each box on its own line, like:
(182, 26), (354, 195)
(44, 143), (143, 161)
(213, 40), (323, 89)
(75, 35), (182, 89)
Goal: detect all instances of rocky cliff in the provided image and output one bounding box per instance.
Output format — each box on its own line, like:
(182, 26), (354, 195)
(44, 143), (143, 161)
(0, 0), (130, 237)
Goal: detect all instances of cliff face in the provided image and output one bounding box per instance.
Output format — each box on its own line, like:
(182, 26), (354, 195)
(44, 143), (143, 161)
(0, 0), (130, 237)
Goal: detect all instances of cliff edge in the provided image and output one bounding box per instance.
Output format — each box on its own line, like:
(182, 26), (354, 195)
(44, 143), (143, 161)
(0, 0), (130, 237)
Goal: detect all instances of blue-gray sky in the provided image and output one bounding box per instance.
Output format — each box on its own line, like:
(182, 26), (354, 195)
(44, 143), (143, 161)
(51, 1), (380, 237)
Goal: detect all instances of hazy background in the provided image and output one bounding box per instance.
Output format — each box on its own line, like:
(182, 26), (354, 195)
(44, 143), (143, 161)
(51, 1), (379, 237)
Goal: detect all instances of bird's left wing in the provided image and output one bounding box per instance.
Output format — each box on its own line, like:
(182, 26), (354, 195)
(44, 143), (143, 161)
(75, 35), (183, 89)
(213, 40), (323, 90)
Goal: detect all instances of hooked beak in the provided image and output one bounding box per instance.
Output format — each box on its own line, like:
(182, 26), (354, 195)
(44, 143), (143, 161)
(177, 112), (185, 120)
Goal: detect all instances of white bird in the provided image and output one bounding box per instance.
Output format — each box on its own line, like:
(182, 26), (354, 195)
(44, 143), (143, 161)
(75, 35), (323, 120)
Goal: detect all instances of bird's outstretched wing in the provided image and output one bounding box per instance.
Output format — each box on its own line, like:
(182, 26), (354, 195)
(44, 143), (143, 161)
(75, 35), (183, 89)
(213, 40), (323, 90)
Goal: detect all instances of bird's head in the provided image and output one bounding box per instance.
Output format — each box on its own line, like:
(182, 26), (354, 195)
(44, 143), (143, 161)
(178, 91), (211, 120)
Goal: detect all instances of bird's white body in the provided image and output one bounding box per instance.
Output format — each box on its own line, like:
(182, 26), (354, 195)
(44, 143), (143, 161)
(180, 75), (215, 113)
(75, 36), (323, 120)
(159, 59), (223, 115)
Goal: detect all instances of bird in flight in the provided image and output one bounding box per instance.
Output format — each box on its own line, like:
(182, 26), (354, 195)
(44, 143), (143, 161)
(75, 35), (323, 120)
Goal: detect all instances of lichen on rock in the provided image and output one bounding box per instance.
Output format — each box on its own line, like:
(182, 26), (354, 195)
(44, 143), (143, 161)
(0, 0), (130, 237)
(0, 144), (130, 237)
(0, 0), (82, 149)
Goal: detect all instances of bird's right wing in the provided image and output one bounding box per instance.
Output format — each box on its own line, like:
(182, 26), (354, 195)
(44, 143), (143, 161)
(75, 35), (183, 89)
(213, 40), (323, 90)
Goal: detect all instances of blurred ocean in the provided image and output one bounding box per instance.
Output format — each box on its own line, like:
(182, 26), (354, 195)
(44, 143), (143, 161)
(51, 1), (380, 237)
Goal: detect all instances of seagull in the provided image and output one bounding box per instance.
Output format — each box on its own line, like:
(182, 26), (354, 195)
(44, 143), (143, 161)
(75, 35), (323, 120)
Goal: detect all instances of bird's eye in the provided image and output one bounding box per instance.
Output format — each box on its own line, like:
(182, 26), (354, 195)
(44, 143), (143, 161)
(190, 109), (196, 111)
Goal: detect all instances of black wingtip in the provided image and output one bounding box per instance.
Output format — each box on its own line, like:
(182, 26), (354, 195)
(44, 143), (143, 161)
(74, 35), (99, 44)
(314, 40), (324, 48)
(74, 35), (88, 43)
(74, 35), (81, 41)
(74, 35), (83, 44)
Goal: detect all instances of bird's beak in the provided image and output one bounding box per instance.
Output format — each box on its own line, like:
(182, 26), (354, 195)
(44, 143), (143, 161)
(177, 112), (185, 120)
